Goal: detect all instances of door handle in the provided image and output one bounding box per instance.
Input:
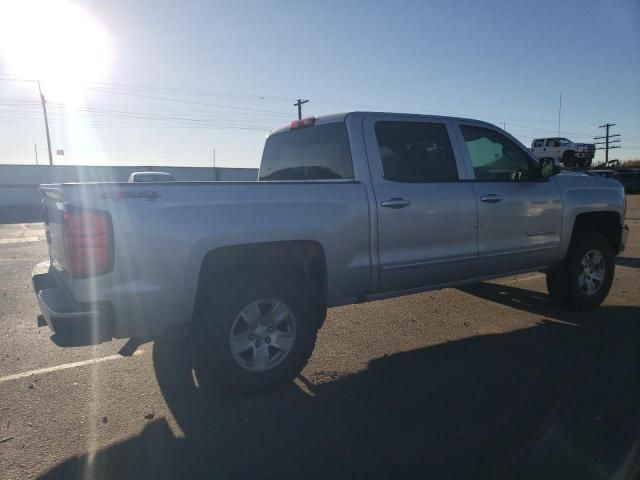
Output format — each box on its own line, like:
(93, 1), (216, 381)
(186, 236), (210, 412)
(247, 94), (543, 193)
(381, 198), (411, 209)
(480, 194), (503, 204)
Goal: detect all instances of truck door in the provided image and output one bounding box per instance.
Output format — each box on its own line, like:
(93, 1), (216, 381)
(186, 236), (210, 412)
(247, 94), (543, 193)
(364, 116), (478, 292)
(454, 123), (563, 276)
(545, 138), (560, 159)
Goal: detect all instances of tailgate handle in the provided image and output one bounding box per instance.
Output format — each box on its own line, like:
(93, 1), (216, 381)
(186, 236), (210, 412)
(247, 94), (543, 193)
(381, 198), (411, 209)
(480, 194), (503, 204)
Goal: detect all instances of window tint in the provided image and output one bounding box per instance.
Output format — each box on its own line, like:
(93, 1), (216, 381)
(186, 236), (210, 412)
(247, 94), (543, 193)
(259, 123), (353, 181)
(460, 125), (534, 181)
(374, 121), (458, 182)
(533, 139), (544, 148)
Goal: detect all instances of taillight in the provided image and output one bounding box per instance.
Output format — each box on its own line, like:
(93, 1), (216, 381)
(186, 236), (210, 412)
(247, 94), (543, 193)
(290, 117), (315, 129)
(62, 210), (112, 278)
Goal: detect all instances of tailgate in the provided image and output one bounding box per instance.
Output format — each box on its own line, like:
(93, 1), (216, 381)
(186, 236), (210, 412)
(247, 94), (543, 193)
(41, 186), (71, 285)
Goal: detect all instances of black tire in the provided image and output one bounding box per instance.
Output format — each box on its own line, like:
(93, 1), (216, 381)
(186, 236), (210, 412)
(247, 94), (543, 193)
(562, 150), (576, 167)
(194, 271), (323, 394)
(545, 232), (615, 310)
(545, 266), (568, 305)
(578, 157), (592, 168)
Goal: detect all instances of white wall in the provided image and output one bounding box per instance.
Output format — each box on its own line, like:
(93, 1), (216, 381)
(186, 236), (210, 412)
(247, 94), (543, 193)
(0, 164), (258, 208)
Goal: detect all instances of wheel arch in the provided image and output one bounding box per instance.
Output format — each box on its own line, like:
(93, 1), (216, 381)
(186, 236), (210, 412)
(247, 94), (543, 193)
(569, 211), (623, 255)
(192, 240), (328, 323)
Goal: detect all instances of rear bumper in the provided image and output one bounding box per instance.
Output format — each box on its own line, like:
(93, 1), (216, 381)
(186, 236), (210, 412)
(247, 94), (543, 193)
(32, 261), (114, 344)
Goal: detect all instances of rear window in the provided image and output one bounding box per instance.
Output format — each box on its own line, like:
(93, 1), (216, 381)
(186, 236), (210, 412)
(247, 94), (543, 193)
(259, 123), (354, 181)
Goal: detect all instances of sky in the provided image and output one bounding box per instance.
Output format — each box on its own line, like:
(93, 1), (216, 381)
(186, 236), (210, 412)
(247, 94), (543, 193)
(0, 0), (638, 168)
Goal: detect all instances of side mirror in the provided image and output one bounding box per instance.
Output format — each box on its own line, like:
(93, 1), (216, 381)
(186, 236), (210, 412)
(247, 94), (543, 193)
(539, 157), (561, 178)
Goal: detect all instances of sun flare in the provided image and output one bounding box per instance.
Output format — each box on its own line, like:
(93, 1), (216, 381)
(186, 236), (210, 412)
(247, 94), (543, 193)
(0, 0), (112, 102)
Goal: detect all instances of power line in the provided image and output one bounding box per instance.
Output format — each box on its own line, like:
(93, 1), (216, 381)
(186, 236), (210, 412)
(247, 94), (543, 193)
(89, 80), (293, 102)
(2, 75), (639, 129)
(2, 76), (638, 161)
(4, 76), (637, 133)
(47, 103), (273, 128)
(504, 122), (596, 138)
(83, 86), (292, 116)
(0, 101), (274, 130)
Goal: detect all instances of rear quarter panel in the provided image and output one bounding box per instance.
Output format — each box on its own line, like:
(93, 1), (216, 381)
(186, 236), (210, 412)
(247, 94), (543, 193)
(56, 181), (370, 337)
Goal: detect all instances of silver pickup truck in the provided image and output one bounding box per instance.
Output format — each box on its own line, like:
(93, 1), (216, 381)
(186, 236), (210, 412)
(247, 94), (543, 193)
(33, 112), (629, 392)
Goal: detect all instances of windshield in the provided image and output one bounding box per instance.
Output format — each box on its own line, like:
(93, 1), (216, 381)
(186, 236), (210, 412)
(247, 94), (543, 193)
(559, 138), (573, 145)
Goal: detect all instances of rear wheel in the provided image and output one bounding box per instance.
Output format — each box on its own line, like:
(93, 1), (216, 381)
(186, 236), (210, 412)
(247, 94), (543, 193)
(546, 232), (614, 310)
(194, 272), (322, 394)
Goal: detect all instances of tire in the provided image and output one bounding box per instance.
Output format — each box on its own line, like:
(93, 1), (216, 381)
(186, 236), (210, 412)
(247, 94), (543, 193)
(545, 266), (568, 305)
(562, 150), (576, 167)
(578, 157), (592, 168)
(194, 271), (323, 394)
(545, 232), (615, 310)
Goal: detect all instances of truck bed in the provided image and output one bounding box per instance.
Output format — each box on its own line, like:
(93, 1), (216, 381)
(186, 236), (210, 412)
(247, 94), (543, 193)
(40, 180), (372, 338)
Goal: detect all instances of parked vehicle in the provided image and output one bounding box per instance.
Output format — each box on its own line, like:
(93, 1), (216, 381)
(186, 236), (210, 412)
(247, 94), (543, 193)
(128, 171), (175, 182)
(613, 169), (640, 193)
(589, 169), (616, 178)
(33, 112), (629, 393)
(531, 137), (596, 168)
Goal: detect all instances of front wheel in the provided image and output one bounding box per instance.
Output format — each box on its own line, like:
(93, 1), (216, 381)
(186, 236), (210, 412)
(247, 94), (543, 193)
(578, 157), (592, 168)
(546, 232), (615, 310)
(194, 272), (323, 394)
(562, 150), (577, 167)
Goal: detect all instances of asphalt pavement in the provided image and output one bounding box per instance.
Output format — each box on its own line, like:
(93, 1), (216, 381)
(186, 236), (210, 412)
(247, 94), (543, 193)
(1, 197), (639, 480)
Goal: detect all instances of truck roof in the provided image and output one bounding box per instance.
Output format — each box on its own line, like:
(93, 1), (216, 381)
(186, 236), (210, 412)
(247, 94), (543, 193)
(268, 111), (500, 136)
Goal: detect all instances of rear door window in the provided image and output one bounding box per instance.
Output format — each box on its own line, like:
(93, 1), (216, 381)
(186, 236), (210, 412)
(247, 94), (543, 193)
(374, 121), (458, 182)
(259, 123), (354, 180)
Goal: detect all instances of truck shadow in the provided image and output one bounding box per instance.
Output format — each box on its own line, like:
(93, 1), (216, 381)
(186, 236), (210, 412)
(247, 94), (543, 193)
(40, 283), (640, 480)
(616, 256), (640, 270)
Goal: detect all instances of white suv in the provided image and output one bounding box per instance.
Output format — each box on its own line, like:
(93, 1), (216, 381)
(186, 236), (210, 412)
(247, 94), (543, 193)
(531, 137), (595, 168)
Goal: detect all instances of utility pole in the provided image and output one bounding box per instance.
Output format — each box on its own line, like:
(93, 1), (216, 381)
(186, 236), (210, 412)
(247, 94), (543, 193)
(557, 92), (562, 136)
(38, 81), (53, 165)
(212, 148), (218, 180)
(293, 99), (309, 120)
(594, 123), (621, 166)
(34, 143), (38, 165)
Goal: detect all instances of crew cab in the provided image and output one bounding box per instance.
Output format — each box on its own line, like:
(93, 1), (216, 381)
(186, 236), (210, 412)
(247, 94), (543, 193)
(531, 137), (596, 168)
(33, 112), (629, 393)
